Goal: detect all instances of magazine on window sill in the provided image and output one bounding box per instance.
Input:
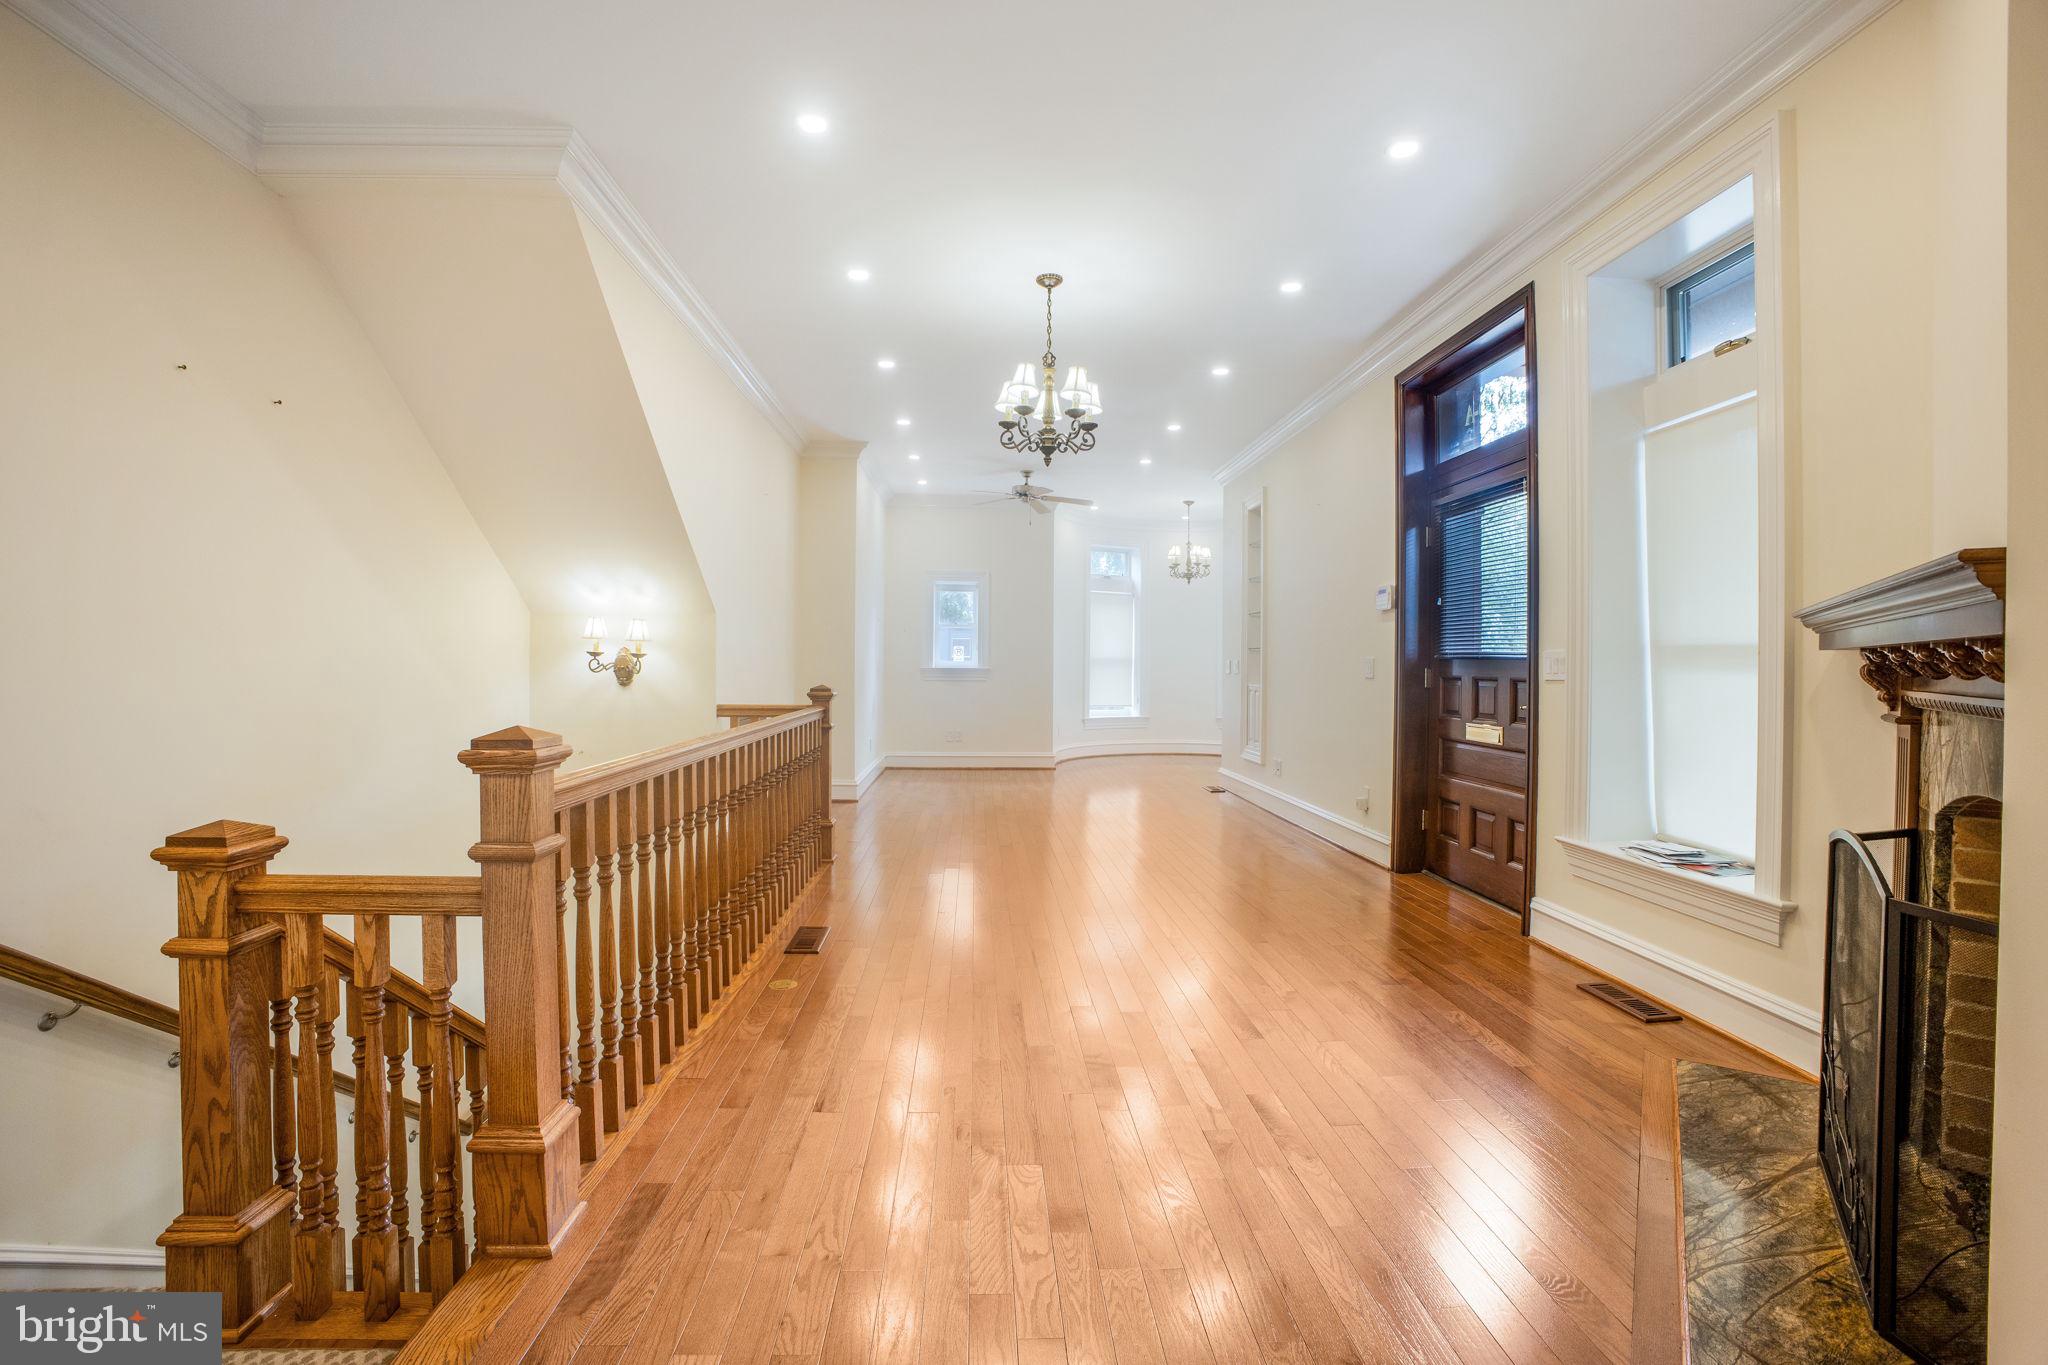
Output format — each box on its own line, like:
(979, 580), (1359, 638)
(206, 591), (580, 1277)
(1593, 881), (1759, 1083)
(1620, 838), (1755, 878)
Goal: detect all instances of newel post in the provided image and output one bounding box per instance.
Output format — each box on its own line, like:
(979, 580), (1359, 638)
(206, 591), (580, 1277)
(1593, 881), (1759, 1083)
(153, 819), (294, 1342)
(808, 685), (836, 862)
(456, 726), (584, 1257)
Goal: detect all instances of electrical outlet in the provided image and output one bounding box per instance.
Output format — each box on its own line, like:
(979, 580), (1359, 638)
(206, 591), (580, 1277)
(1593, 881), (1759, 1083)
(1272, 759), (1284, 776)
(1355, 792), (1371, 814)
(943, 730), (963, 744)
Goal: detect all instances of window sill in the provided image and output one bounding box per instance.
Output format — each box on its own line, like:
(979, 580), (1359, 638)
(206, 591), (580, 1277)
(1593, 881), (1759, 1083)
(922, 666), (989, 681)
(1557, 836), (1794, 945)
(1083, 715), (1149, 730)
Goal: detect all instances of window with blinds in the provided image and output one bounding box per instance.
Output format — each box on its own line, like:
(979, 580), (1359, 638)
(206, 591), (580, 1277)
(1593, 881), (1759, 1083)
(1087, 546), (1139, 718)
(1437, 480), (1528, 657)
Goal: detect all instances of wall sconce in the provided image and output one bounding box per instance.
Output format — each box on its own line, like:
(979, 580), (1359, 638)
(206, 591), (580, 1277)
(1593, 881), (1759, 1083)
(584, 617), (648, 686)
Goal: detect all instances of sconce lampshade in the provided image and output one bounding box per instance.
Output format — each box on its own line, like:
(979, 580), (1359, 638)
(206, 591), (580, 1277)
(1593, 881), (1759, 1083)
(625, 618), (649, 643)
(583, 617), (607, 641)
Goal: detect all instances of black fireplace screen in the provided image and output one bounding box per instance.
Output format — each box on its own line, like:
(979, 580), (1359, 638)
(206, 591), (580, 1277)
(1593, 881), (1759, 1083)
(1822, 828), (1999, 1364)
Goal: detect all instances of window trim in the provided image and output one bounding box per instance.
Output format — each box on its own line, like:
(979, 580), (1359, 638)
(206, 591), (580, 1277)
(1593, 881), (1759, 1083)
(1557, 116), (1792, 930)
(923, 571), (990, 680)
(1084, 542), (1143, 720)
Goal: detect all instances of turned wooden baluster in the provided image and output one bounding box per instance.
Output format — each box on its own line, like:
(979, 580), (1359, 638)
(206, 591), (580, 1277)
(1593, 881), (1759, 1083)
(742, 738), (763, 955)
(555, 829), (573, 1106)
(284, 916), (334, 1318)
(349, 917), (401, 1321)
(567, 802), (604, 1161)
(683, 760), (707, 1028)
(593, 790), (625, 1133)
(651, 773), (677, 1061)
(318, 969), (344, 1291)
(383, 1003), (413, 1293)
(633, 778), (659, 1083)
(270, 965), (296, 1197)
(713, 749), (737, 996)
(417, 915), (460, 1298)
(614, 783), (644, 1111)
(461, 1038), (484, 1265)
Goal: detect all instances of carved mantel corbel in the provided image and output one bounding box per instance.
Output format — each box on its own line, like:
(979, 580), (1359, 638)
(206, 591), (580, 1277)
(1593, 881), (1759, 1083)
(1856, 637), (2005, 718)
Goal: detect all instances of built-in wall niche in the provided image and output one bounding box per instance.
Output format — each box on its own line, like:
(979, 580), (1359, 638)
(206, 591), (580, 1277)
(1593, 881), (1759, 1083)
(1241, 491), (1265, 762)
(1558, 119), (1792, 942)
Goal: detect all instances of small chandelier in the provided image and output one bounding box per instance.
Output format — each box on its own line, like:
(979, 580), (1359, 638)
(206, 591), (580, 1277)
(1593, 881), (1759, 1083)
(995, 273), (1101, 467)
(1167, 500), (1212, 583)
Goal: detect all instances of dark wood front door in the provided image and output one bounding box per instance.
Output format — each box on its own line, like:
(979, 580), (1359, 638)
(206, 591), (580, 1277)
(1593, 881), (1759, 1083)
(1392, 287), (1539, 923)
(1427, 650), (1530, 906)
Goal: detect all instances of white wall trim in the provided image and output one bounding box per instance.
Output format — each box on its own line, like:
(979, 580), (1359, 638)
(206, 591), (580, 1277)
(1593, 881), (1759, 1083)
(1558, 837), (1794, 944)
(887, 752), (1056, 770)
(1054, 741), (1221, 763)
(1529, 896), (1818, 1072)
(1210, 0), (1897, 487)
(2, 0), (808, 452)
(0, 1242), (165, 1271)
(1558, 116), (1794, 902)
(1215, 769), (1391, 867)
(832, 756), (885, 802)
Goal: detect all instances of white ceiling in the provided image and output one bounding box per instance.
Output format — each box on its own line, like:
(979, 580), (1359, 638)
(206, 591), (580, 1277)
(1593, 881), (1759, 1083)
(87, 0), (1805, 520)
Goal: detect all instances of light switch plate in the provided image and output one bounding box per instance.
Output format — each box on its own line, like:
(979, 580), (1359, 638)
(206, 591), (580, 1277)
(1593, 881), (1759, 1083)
(1541, 649), (1567, 681)
(1362, 656), (1376, 680)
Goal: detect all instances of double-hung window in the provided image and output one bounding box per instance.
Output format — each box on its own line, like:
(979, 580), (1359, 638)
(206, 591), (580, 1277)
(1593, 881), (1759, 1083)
(926, 573), (989, 677)
(1086, 547), (1139, 719)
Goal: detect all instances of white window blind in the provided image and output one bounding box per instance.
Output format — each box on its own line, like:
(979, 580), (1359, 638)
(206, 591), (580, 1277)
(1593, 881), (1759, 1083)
(1437, 480), (1528, 658)
(1087, 547), (1138, 717)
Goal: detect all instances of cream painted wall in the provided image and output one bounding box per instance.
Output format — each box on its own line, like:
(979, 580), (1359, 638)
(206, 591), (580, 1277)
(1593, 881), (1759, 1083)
(1928, 0), (2009, 552)
(580, 219), (803, 704)
(882, 503), (1055, 760)
(1053, 514), (1224, 757)
(1222, 0), (1994, 1066)
(0, 10), (527, 1263)
(852, 464), (888, 781)
(273, 182), (720, 765)
(1986, 0), (2043, 1353)
(1221, 382), (1400, 854)
(797, 452), (861, 781)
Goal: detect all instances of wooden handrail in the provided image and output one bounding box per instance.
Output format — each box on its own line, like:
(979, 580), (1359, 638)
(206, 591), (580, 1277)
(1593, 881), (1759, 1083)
(553, 704), (822, 810)
(0, 941), (179, 1034)
(241, 874), (484, 917)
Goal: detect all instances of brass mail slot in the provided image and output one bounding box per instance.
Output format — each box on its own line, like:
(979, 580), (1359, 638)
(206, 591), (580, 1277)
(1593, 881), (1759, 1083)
(1464, 721), (1505, 746)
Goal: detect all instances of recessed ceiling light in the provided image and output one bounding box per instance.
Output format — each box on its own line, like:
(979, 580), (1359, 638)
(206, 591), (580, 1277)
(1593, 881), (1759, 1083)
(908, 452), (921, 461)
(1279, 280), (1304, 294)
(1139, 456), (1153, 466)
(1387, 137), (1421, 161)
(876, 357), (896, 370)
(895, 416), (911, 426)
(796, 112), (830, 136)
(1166, 423), (1182, 432)
(916, 478), (928, 486)
(1211, 365), (1231, 377)
(1089, 503), (1099, 511)
(846, 266), (871, 282)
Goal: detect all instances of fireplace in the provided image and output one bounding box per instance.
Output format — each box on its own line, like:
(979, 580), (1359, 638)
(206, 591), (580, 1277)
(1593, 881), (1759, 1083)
(1798, 550), (2004, 1365)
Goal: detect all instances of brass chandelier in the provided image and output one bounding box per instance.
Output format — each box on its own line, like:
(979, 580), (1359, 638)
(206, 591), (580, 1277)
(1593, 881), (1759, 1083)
(995, 273), (1102, 466)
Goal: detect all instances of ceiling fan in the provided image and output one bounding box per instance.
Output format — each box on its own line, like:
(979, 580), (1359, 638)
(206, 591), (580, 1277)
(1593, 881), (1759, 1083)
(973, 469), (1093, 515)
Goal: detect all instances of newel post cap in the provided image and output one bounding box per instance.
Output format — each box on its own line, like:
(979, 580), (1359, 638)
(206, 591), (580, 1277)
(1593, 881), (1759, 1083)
(458, 725), (572, 774)
(807, 684), (835, 707)
(152, 819), (289, 872)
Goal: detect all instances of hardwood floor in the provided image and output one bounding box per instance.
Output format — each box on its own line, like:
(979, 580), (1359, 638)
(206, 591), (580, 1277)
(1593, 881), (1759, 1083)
(485, 757), (1795, 1365)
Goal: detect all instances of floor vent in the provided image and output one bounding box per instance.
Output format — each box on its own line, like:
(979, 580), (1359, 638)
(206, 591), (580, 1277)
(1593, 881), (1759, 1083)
(785, 926), (830, 955)
(1204, 785), (1226, 794)
(1578, 981), (1682, 1023)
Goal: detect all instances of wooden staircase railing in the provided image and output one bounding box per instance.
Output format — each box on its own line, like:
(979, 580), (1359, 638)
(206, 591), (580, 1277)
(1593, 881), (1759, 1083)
(152, 687), (835, 1349)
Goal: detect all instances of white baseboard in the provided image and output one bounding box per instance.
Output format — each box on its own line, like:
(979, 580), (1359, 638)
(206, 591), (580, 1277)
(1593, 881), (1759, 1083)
(832, 756), (885, 802)
(1214, 769), (1392, 867)
(1053, 741), (1222, 763)
(1529, 896), (1820, 1073)
(0, 1243), (164, 1290)
(886, 751), (1056, 770)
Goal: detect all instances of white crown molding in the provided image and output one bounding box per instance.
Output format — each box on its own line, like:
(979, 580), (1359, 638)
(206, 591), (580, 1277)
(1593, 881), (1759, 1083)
(6, 0), (261, 165)
(1211, 0), (1900, 487)
(5, 0), (808, 452)
(1214, 769), (1391, 867)
(1529, 896), (1818, 1072)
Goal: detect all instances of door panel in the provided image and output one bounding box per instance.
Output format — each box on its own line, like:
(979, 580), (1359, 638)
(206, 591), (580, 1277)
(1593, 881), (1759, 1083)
(1426, 652), (1529, 907)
